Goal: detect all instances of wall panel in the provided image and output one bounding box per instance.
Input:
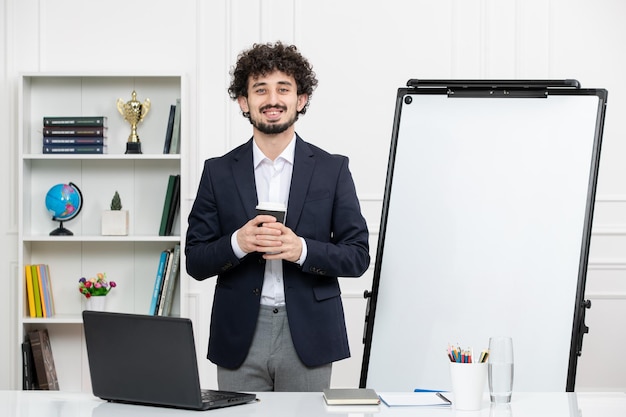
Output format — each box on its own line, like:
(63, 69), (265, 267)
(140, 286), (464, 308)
(37, 0), (195, 73)
(451, 0), (483, 77)
(576, 297), (626, 391)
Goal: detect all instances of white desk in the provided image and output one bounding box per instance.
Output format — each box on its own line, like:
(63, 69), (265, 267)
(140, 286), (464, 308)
(1, 391), (626, 416)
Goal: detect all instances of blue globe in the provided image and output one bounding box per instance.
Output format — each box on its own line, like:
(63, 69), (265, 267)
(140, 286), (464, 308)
(45, 182), (83, 235)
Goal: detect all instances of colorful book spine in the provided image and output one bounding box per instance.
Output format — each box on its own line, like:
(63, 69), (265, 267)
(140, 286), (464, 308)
(38, 264), (54, 318)
(30, 265), (43, 318)
(43, 145), (106, 154)
(163, 104), (176, 153)
(44, 264), (55, 316)
(157, 248), (175, 316)
(44, 137), (106, 145)
(28, 329), (59, 390)
(25, 265), (36, 318)
(28, 331), (47, 389)
(159, 175), (177, 236)
(22, 340), (37, 390)
(43, 126), (107, 137)
(165, 175), (180, 236)
(43, 116), (107, 127)
(40, 329), (59, 390)
(35, 265), (47, 318)
(169, 98), (181, 154)
(149, 250), (169, 315)
(160, 244), (181, 316)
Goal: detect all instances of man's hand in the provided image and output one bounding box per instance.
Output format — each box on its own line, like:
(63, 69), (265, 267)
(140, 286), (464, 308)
(236, 215), (302, 262)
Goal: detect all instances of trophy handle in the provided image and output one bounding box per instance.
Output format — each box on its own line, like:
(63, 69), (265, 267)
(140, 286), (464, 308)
(142, 98), (151, 118)
(116, 98), (125, 116)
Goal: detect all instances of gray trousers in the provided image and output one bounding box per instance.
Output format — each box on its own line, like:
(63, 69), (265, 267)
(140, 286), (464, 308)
(217, 304), (332, 392)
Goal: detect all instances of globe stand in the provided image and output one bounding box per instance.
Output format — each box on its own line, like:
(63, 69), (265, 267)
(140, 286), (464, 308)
(50, 220), (73, 236)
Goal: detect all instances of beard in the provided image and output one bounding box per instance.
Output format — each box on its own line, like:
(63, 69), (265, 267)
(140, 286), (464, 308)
(249, 105), (299, 135)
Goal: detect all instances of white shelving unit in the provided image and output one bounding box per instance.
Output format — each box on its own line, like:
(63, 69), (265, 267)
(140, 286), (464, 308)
(17, 73), (188, 392)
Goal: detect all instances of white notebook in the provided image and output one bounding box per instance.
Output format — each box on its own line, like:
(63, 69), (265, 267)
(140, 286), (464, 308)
(378, 392), (451, 407)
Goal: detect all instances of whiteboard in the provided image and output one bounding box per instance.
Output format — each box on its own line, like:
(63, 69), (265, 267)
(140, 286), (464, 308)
(360, 81), (607, 392)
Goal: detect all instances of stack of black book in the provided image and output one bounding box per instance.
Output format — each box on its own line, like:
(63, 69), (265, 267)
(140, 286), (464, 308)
(22, 328), (59, 390)
(43, 116), (107, 154)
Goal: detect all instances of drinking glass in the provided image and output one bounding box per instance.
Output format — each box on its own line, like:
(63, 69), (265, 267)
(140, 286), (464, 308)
(488, 336), (514, 404)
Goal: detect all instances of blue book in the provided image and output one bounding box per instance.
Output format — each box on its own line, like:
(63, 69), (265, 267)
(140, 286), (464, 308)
(159, 245), (180, 316)
(149, 251), (169, 315)
(38, 264), (53, 318)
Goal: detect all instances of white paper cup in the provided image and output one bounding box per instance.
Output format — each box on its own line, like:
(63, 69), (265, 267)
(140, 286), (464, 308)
(255, 202), (286, 223)
(450, 362), (487, 411)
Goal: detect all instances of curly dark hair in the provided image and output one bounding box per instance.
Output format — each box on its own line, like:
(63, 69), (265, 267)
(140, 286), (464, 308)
(228, 41), (318, 116)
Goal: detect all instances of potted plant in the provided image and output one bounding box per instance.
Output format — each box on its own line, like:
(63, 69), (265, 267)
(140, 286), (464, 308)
(101, 191), (129, 235)
(79, 272), (117, 311)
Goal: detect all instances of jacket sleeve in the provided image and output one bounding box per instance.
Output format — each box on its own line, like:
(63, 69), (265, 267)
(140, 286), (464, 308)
(299, 156), (370, 278)
(185, 159), (242, 280)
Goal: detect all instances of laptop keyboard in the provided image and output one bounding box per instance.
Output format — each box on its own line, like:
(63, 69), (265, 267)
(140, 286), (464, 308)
(201, 390), (235, 403)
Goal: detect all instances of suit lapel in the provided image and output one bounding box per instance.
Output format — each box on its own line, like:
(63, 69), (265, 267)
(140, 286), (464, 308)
(286, 136), (315, 229)
(231, 139), (258, 220)
(231, 136), (315, 227)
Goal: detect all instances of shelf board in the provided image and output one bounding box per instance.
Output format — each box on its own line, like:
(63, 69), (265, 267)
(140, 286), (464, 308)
(21, 71), (185, 78)
(22, 235), (180, 242)
(22, 154), (181, 161)
(22, 315), (83, 325)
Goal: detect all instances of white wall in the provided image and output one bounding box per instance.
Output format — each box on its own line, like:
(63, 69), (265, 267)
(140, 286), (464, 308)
(2, 0), (626, 391)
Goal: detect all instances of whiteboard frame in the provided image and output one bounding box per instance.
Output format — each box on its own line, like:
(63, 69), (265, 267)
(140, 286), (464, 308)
(359, 80), (608, 392)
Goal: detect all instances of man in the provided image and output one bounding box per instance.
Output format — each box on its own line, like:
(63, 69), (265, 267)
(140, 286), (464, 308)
(185, 41), (370, 392)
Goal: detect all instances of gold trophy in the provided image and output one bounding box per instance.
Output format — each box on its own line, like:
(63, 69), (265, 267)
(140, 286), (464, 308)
(116, 90), (151, 154)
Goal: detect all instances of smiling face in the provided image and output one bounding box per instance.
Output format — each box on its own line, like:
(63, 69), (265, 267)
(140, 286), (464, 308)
(238, 70), (309, 137)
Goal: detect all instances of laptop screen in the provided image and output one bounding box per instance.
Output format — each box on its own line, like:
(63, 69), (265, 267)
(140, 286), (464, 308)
(82, 311), (255, 410)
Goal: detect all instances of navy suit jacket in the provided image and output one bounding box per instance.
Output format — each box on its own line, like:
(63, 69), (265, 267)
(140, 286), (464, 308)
(185, 135), (370, 369)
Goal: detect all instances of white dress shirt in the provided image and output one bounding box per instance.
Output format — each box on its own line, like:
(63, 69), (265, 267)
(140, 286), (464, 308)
(231, 135), (307, 306)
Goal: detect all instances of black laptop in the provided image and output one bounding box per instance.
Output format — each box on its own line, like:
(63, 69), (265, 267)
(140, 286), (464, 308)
(82, 311), (256, 411)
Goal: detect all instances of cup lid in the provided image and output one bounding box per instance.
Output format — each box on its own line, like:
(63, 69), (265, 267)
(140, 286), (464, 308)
(256, 202), (286, 211)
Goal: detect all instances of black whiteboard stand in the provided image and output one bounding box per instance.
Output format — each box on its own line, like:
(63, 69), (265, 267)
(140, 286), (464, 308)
(360, 80), (607, 392)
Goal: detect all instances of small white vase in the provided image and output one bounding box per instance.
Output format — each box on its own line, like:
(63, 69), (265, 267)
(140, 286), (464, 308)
(101, 210), (129, 236)
(84, 296), (107, 311)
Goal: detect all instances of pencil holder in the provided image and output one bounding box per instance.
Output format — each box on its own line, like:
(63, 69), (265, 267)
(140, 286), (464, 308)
(449, 362), (487, 411)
